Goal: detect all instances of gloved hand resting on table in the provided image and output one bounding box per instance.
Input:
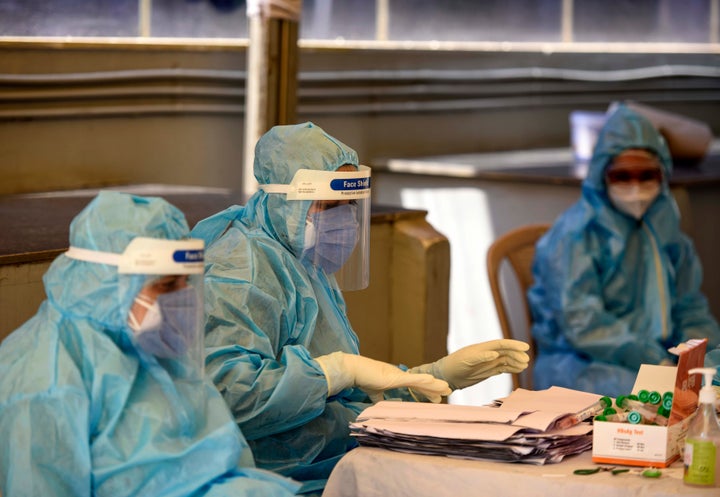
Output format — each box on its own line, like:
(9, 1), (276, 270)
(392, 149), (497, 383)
(409, 339), (530, 390)
(315, 351), (452, 403)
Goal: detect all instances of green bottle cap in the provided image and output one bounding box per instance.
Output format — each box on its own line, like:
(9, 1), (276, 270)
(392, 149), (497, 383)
(642, 468), (662, 478)
(603, 407), (617, 415)
(656, 406), (670, 417)
(638, 390), (650, 403)
(648, 391), (662, 405)
(662, 396), (673, 410)
(616, 395), (627, 408)
(628, 394), (640, 401)
(627, 411), (643, 424)
(599, 396), (612, 409)
(594, 415), (607, 422)
(662, 391), (673, 400)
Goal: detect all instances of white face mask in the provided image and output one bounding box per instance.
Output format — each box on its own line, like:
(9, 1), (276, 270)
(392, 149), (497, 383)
(607, 182), (661, 220)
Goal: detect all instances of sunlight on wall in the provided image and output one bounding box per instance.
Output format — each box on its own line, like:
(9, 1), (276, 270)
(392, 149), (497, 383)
(400, 187), (512, 406)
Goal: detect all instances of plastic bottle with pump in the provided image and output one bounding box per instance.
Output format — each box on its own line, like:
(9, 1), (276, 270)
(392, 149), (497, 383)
(683, 367), (720, 487)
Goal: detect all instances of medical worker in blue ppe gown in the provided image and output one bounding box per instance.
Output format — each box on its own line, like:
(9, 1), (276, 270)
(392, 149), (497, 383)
(191, 122), (530, 494)
(528, 104), (720, 398)
(707, 346), (720, 386)
(0, 191), (299, 497)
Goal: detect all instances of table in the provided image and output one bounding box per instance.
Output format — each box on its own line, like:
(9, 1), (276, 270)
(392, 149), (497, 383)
(323, 447), (714, 497)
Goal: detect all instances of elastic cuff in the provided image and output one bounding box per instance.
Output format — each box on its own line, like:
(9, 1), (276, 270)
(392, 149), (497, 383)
(314, 355), (334, 396)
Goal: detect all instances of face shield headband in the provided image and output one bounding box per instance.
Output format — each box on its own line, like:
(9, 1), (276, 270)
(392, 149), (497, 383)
(260, 165), (371, 291)
(65, 238), (206, 378)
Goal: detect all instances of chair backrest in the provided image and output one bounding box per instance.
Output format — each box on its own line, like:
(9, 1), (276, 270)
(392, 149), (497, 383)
(486, 223), (550, 391)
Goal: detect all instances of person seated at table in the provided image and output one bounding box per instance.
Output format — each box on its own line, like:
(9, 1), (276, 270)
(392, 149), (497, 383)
(706, 345), (720, 386)
(0, 191), (299, 497)
(190, 121), (531, 495)
(528, 103), (720, 398)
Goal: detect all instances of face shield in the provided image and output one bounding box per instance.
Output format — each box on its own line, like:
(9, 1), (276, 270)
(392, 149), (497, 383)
(65, 237), (205, 378)
(260, 165), (371, 291)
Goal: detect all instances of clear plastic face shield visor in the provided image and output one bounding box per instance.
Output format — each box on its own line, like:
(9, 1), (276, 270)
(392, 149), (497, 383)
(65, 238), (206, 378)
(261, 165), (371, 291)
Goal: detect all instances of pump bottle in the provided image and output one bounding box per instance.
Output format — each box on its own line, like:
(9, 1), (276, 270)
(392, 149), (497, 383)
(683, 367), (720, 487)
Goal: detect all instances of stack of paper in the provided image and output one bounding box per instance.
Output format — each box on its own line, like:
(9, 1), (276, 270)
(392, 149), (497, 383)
(350, 386), (602, 464)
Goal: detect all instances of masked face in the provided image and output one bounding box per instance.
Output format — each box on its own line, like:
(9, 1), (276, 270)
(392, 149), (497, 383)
(605, 149), (663, 220)
(128, 281), (198, 358)
(301, 202), (360, 274)
(607, 182), (661, 220)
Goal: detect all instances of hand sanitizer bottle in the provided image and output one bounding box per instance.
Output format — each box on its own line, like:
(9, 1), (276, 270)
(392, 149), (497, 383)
(683, 367), (720, 487)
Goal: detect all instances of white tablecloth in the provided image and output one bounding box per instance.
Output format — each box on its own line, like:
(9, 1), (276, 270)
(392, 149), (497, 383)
(323, 447), (714, 497)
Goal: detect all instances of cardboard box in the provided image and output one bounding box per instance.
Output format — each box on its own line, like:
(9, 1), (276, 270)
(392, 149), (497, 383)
(591, 338), (707, 467)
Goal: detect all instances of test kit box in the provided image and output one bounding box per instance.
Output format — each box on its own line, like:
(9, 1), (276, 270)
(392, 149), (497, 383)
(591, 339), (707, 468)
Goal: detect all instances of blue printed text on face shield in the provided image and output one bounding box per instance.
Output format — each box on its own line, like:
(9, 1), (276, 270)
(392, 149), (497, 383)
(173, 250), (204, 263)
(330, 177), (371, 191)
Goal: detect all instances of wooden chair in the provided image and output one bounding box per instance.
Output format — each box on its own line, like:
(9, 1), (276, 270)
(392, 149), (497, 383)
(486, 223), (550, 391)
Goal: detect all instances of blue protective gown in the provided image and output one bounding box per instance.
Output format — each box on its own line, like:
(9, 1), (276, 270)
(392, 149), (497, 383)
(191, 122), (414, 494)
(0, 191), (299, 497)
(706, 346), (720, 385)
(528, 104), (720, 397)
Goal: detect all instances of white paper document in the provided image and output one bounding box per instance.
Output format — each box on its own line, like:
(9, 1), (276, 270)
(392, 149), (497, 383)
(356, 400), (526, 424)
(350, 387), (601, 464)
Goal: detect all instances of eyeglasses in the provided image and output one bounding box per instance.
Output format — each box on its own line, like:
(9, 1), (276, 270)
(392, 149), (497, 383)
(605, 168), (662, 184)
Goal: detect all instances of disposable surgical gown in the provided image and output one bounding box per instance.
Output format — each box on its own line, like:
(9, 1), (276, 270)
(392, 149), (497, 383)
(706, 346), (720, 385)
(191, 122), (415, 494)
(0, 191), (299, 497)
(528, 105), (720, 397)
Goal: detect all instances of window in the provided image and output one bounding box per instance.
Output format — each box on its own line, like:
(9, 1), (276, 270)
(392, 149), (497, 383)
(0, 0), (139, 37)
(0, 0), (249, 38)
(574, 0), (712, 43)
(385, 0), (563, 42)
(150, 0), (248, 38)
(0, 0), (716, 46)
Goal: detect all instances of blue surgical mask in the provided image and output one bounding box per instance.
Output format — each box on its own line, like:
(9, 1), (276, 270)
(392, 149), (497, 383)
(301, 203), (359, 274)
(129, 286), (198, 358)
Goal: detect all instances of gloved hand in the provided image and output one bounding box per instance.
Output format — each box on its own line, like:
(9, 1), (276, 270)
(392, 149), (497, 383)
(409, 339), (530, 390)
(315, 351), (451, 403)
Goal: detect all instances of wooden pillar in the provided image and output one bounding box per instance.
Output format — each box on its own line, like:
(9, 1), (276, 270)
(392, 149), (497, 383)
(243, 0), (301, 201)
